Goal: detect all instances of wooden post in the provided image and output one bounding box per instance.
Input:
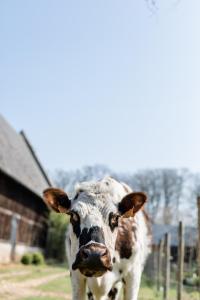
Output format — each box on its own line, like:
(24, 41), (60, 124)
(10, 214), (19, 261)
(163, 233), (170, 300)
(177, 221), (184, 300)
(157, 239), (164, 292)
(188, 233), (193, 273)
(188, 246), (194, 273)
(153, 246), (157, 283)
(197, 197), (200, 277)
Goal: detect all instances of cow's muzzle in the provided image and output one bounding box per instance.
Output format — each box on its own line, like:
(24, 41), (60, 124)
(72, 243), (112, 277)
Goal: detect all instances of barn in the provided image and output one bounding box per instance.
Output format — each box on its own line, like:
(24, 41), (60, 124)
(145, 223), (197, 278)
(152, 223), (197, 262)
(0, 115), (51, 263)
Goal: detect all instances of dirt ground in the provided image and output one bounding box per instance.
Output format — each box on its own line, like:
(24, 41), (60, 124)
(0, 265), (70, 300)
(0, 264), (199, 300)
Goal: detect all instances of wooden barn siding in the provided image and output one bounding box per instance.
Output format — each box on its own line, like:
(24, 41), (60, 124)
(0, 171), (48, 248)
(0, 212), (11, 240)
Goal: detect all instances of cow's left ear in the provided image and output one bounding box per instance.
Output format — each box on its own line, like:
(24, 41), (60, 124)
(118, 192), (147, 218)
(43, 188), (71, 213)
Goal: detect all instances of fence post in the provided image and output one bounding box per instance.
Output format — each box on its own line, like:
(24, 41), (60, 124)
(197, 197), (200, 277)
(10, 214), (20, 261)
(153, 246), (158, 284)
(163, 232), (170, 300)
(188, 246), (193, 273)
(157, 239), (164, 293)
(177, 221), (184, 300)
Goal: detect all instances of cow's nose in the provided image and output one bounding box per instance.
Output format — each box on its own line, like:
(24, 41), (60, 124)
(81, 245), (108, 260)
(72, 243), (112, 276)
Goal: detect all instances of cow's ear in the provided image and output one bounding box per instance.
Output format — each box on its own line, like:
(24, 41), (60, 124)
(118, 192), (147, 218)
(43, 188), (71, 213)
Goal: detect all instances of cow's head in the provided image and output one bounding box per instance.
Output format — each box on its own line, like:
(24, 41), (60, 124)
(43, 177), (147, 277)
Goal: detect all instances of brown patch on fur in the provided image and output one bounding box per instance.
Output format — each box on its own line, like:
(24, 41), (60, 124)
(115, 218), (136, 259)
(109, 212), (120, 232)
(116, 210), (151, 256)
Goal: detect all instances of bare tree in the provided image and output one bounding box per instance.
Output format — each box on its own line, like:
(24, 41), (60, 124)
(193, 173), (200, 197)
(53, 169), (72, 190)
(125, 168), (188, 224)
(161, 169), (188, 224)
(52, 165), (192, 225)
(131, 170), (162, 221)
(53, 164), (111, 195)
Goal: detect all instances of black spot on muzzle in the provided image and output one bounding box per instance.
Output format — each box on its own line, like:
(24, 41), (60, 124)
(79, 226), (105, 248)
(72, 226), (112, 277)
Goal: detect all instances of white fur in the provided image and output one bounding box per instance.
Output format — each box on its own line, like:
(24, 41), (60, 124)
(66, 177), (151, 300)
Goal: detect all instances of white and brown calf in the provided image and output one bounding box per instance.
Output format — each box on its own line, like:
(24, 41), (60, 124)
(44, 176), (151, 300)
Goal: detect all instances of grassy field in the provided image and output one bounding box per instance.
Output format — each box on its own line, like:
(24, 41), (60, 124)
(0, 264), (199, 300)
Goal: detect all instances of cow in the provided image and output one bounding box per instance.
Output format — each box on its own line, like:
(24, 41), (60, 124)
(43, 176), (151, 300)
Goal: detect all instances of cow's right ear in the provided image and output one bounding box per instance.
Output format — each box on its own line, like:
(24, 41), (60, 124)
(118, 192), (147, 218)
(43, 188), (71, 213)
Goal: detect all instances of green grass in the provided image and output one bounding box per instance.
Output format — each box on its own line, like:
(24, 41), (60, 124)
(22, 297), (65, 300)
(1, 264), (200, 300)
(138, 283), (200, 300)
(38, 275), (71, 294)
(0, 264), (25, 273)
(0, 264), (66, 282)
(139, 273), (200, 300)
(139, 286), (159, 299)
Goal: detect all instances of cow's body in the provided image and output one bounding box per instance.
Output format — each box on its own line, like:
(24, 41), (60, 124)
(65, 178), (151, 300)
(44, 177), (151, 300)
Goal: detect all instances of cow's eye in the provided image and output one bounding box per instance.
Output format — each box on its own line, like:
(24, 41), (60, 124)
(109, 213), (120, 231)
(70, 212), (79, 223)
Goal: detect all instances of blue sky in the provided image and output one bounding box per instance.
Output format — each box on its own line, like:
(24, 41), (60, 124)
(0, 0), (200, 173)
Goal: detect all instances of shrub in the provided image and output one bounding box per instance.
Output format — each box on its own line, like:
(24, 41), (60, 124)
(46, 211), (69, 262)
(32, 252), (45, 265)
(21, 253), (33, 265)
(183, 274), (200, 287)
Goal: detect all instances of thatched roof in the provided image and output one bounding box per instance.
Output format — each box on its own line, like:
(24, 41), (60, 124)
(0, 115), (51, 197)
(152, 223), (197, 247)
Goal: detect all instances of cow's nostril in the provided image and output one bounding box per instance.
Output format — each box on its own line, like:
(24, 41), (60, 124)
(82, 249), (90, 259)
(81, 247), (108, 260)
(101, 249), (108, 257)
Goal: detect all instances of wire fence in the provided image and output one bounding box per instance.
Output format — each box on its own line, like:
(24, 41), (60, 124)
(144, 198), (200, 300)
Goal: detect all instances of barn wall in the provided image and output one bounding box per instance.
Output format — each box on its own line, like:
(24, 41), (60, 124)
(0, 240), (43, 263)
(0, 171), (49, 261)
(0, 169), (48, 218)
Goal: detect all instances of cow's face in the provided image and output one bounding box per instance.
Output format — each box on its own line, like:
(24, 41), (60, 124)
(43, 177), (147, 277)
